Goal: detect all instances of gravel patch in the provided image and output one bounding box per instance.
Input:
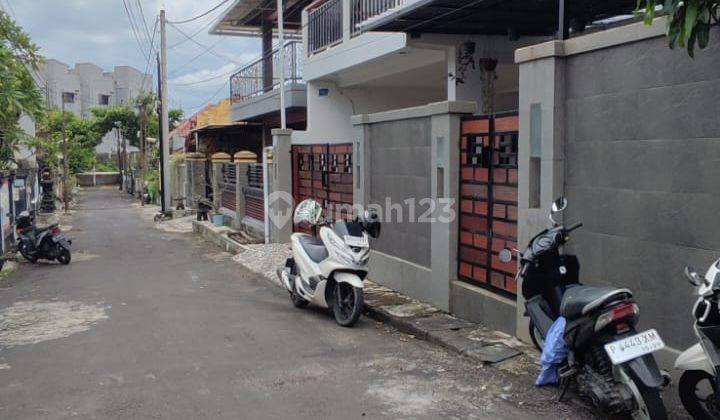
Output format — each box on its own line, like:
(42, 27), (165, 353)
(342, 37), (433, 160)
(232, 243), (291, 286)
(0, 300), (108, 347)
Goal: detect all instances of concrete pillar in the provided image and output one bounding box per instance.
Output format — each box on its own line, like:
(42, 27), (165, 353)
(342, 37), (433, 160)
(342, 0), (351, 41)
(516, 44), (566, 340)
(212, 162), (222, 211)
(235, 162), (245, 229)
(301, 10), (309, 57)
(261, 17), (273, 93)
(352, 120), (371, 209)
(428, 113), (461, 312)
(267, 129), (294, 243)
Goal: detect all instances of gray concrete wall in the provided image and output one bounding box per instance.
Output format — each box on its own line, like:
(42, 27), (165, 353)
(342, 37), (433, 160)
(353, 101), (476, 311)
(516, 22), (720, 349)
(562, 30), (720, 349)
(76, 173), (120, 187)
(367, 117), (432, 267)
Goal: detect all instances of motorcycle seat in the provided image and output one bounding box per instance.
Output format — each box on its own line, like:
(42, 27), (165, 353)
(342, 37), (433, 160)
(298, 235), (328, 263)
(560, 286), (633, 319)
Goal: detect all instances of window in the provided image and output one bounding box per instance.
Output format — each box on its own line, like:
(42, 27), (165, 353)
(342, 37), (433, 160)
(98, 94), (110, 105)
(529, 103), (542, 208)
(61, 92), (75, 104)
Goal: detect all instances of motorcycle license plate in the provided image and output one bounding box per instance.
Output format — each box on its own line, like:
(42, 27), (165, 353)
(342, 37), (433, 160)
(604, 329), (665, 365)
(344, 235), (368, 247)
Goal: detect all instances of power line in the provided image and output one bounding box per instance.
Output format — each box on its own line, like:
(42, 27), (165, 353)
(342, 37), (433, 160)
(134, 0), (156, 55)
(168, 13), (219, 49)
(183, 81), (229, 110)
(166, 0), (232, 24)
(140, 16), (160, 92)
(122, 0), (150, 58)
(169, 65), (238, 87)
(169, 37), (225, 77)
(167, 22), (245, 66)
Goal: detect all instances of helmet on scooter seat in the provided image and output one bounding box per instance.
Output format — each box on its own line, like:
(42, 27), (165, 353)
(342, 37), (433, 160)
(293, 199), (323, 227)
(361, 209), (381, 238)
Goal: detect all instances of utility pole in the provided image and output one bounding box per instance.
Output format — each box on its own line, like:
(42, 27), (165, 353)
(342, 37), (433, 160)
(277, 0), (286, 129)
(138, 99), (148, 206)
(159, 10), (170, 212)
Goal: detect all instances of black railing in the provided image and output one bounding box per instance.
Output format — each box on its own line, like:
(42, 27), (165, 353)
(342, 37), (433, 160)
(230, 41), (304, 104)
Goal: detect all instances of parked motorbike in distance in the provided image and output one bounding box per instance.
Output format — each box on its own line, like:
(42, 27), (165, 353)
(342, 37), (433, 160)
(16, 210), (72, 265)
(277, 199), (381, 327)
(499, 197), (668, 419)
(676, 262), (720, 419)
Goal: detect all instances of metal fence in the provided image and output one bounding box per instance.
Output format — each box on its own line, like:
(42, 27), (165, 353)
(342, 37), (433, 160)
(351, 0), (410, 35)
(308, 0), (343, 55)
(230, 41), (304, 104)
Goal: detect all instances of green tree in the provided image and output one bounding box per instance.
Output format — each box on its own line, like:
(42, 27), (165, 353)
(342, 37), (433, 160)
(36, 109), (102, 174)
(0, 10), (44, 169)
(638, 0), (719, 57)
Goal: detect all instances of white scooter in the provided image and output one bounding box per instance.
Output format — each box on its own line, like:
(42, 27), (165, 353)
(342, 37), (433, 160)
(277, 199), (381, 327)
(677, 261), (720, 419)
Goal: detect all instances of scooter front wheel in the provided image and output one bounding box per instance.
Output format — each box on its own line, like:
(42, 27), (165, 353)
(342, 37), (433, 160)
(679, 370), (720, 420)
(333, 283), (363, 327)
(56, 247), (71, 265)
(19, 243), (37, 263)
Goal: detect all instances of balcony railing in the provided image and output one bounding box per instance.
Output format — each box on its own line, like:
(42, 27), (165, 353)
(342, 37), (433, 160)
(351, 0), (411, 36)
(307, 0), (413, 56)
(307, 0), (343, 55)
(230, 41), (304, 104)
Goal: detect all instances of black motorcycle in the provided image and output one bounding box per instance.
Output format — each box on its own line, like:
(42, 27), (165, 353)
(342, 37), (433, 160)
(16, 210), (72, 264)
(500, 197), (668, 419)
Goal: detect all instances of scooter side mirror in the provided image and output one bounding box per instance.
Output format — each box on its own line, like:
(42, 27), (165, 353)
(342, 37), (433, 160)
(498, 248), (513, 264)
(551, 197), (568, 214)
(685, 266), (704, 287)
(549, 197), (567, 226)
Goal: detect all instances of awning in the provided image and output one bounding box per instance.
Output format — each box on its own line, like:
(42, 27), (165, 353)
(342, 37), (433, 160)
(209, 0), (312, 37)
(359, 0), (637, 36)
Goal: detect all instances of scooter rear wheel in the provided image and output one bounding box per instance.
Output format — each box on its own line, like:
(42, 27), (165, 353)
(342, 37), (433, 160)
(679, 370), (720, 420)
(529, 321), (544, 352)
(333, 283), (363, 327)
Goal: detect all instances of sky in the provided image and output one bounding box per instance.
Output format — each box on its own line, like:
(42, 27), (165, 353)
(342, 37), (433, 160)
(1, 0), (262, 118)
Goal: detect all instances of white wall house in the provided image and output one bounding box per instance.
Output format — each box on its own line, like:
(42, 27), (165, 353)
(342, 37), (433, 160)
(36, 59), (152, 156)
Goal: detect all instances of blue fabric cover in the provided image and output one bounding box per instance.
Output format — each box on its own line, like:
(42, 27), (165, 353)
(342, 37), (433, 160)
(536, 316), (568, 386)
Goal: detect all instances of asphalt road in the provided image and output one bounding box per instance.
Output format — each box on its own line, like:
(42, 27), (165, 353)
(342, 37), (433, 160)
(0, 188), (591, 419)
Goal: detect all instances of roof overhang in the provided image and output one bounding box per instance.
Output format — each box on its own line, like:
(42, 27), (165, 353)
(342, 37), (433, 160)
(209, 0), (309, 37)
(190, 121), (262, 135)
(359, 0), (637, 36)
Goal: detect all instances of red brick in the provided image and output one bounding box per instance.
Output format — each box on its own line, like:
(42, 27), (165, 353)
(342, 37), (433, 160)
(493, 204), (506, 219)
(473, 266), (487, 282)
(490, 272), (506, 289)
(474, 168), (489, 182)
(459, 262), (473, 278)
(473, 234), (488, 249)
(460, 231), (473, 245)
(460, 246), (486, 265)
(491, 254), (516, 274)
(507, 205), (518, 221)
(508, 169), (518, 184)
(493, 220), (517, 239)
(461, 183), (487, 199)
(460, 215), (487, 232)
(494, 115), (518, 132)
(493, 168), (507, 183)
(461, 200), (473, 213)
(462, 119), (489, 134)
(461, 167), (474, 181)
(505, 277), (518, 294)
(474, 201), (488, 215)
(493, 185), (517, 202)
